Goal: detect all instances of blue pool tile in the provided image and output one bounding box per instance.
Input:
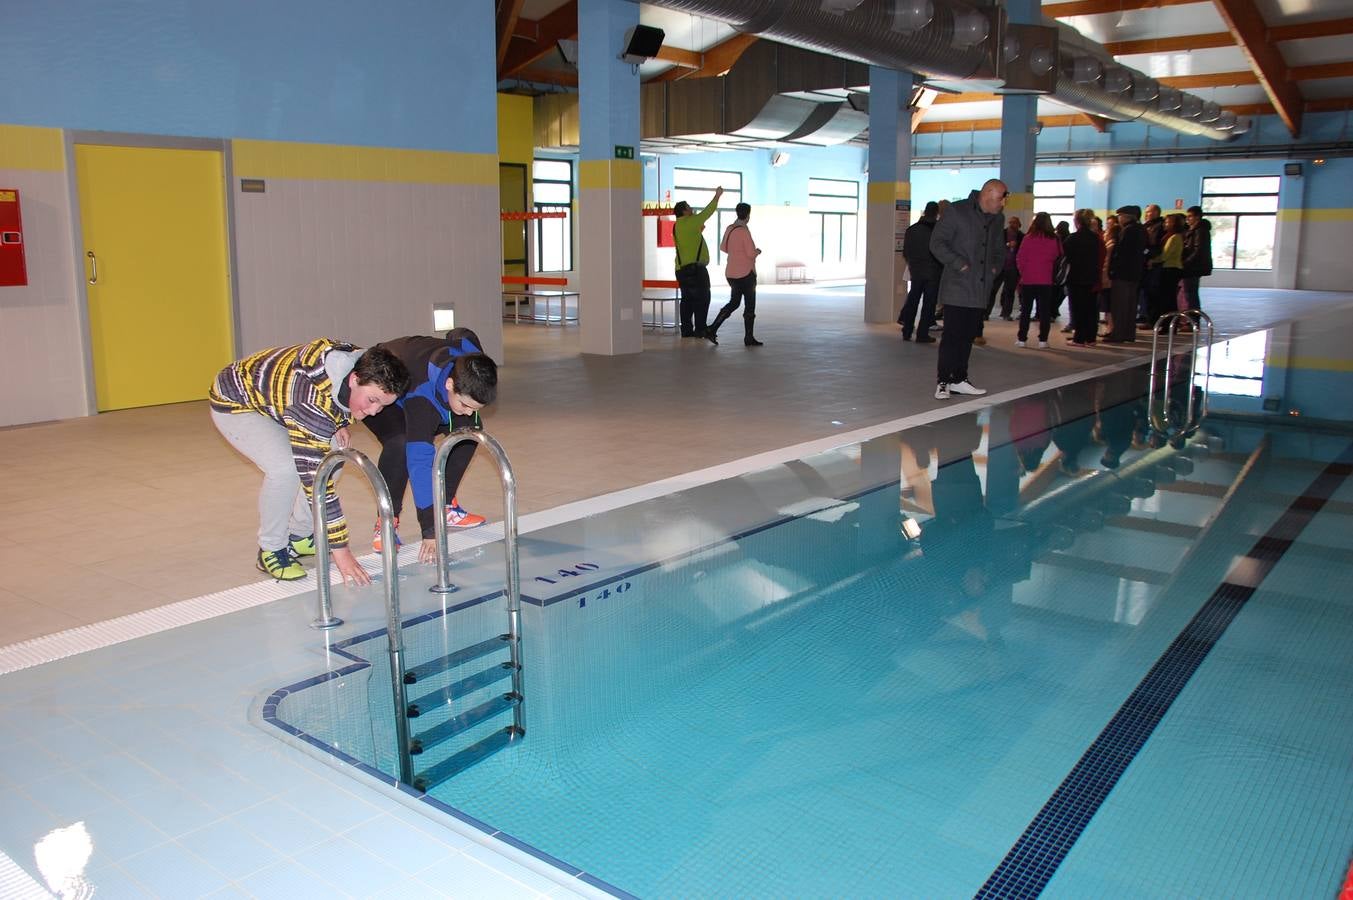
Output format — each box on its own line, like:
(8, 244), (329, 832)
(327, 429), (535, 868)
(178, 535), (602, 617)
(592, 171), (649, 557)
(280, 785), (386, 833)
(83, 864), (154, 899)
(77, 751), (176, 802)
(0, 737), (76, 781)
(341, 814), (462, 877)
(0, 788), (59, 856)
(292, 836), (405, 897)
(78, 805), (171, 868)
(228, 800), (336, 858)
(415, 853), (543, 899)
(21, 768), (120, 820)
(458, 840), (576, 896)
(118, 841), (230, 897)
(177, 818), (283, 881)
(239, 859), (343, 898)
(124, 788), (223, 839)
(185, 768), (267, 817)
(363, 873), (455, 899)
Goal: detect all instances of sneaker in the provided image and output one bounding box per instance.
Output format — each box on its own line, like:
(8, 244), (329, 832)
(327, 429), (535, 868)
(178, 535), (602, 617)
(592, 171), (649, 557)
(257, 547), (306, 581)
(372, 517), (401, 552)
(949, 380), (987, 396)
(1038, 341), (1050, 350)
(289, 534), (316, 557)
(935, 383), (951, 400)
(445, 498), (486, 529)
(1015, 339), (1027, 348)
(972, 336), (987, 346)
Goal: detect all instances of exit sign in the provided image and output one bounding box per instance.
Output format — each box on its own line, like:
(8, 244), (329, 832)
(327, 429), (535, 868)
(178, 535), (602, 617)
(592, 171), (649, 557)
(614, 145), (634, 160)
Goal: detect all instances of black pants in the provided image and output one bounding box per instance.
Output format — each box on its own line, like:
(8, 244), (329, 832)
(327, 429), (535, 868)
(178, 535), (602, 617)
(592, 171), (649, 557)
(364, 404), (477, 523)
(899, 276), (938, 339)
(987, 267), (1019, 318)
(1068, 283), (1098, 344)
(716, 271), (757, 323)
(1108, 279), (1140, 342)
(676, 264), (711, 336)
(1152, 267), (1182, 325)
(1181, 276), (1202, 311)
(937, 305), (984, 386)
(1017, 284), (1055, 342)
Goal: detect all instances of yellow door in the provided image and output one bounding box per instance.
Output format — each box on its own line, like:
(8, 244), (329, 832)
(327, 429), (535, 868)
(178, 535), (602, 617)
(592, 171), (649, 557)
(76, 144), (233, 411)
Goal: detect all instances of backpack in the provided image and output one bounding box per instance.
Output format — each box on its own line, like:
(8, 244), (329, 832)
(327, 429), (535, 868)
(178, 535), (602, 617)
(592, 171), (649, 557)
(1053, 254), (1070, 286)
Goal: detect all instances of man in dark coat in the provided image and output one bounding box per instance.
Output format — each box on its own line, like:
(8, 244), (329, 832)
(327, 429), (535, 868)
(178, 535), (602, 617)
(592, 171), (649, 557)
(929, 179), (1008, 398)
(1181, 205), (1213, 312)
(1107, 205), (1149, 343)
(898, 200), (942, 343)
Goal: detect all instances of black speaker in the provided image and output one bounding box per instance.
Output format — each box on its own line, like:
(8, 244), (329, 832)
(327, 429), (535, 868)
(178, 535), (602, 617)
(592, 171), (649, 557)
(620, 24), (665, 63)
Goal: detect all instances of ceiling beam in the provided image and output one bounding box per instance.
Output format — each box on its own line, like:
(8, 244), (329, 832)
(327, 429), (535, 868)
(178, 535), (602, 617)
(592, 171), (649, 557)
(496, 0), (526, 69)
(1211, 0), (1303, 136)
(1225, 97), (1353, 116)
(650, 33), (758, 82)
(915, 114), (1088, 134)
(1042, 0), (1200, 18)
(654, 46), (702, 69)
(1102, 32), (1235, 55)
(1158, 70), (1258, 88)
(512, 67), (578, 88)
(1268, 16), (1353, 42)
(1081, 114), (1112, 132)
(1291, 61), (1353, 81)
(500, 1), (577, 80)
(934, 91), (1003, 104)
(911, 88), (939, 133)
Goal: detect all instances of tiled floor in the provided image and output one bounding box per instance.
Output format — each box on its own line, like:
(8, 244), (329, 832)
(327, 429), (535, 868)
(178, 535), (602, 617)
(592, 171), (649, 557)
(1, 284), (1351, 898)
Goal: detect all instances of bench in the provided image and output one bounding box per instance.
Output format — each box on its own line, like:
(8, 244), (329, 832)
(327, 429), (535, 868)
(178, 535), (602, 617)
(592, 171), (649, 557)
(502, 275), (579, 325)
(775, 262), (812, 284)
(641, 279), (681, 330)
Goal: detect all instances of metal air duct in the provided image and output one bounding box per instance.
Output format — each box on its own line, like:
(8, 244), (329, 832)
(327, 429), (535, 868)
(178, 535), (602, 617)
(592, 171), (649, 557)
(640, 0), (1237, 141)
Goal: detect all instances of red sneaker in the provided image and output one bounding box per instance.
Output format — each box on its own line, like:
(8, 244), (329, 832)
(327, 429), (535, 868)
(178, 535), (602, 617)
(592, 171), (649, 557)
(445, 498), (486, 529)
(372, 517), (401, 552)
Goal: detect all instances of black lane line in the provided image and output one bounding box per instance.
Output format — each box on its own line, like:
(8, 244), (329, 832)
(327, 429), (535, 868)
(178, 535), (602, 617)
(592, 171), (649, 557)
(974, 445), (1353, 899)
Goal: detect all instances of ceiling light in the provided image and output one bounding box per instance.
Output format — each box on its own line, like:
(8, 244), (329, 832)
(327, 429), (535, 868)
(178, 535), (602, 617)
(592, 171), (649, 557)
(1087, 164), (1108, 183)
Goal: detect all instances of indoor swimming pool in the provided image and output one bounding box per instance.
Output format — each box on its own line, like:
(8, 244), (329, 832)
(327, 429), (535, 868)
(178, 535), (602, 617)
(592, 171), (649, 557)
(264, 352), (1353, 898)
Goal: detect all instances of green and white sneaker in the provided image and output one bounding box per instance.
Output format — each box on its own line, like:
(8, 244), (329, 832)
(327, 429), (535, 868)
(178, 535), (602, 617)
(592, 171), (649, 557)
(258, 547), (306, 581)
(289, 534), (317, 557)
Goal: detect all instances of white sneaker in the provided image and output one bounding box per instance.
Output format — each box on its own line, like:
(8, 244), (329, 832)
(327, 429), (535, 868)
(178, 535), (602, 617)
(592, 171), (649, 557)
(1038, 340), (1050, 350)
(949, 380), (987, 396)
(1015, 340), (1026, 348)
(935, 383), (951, 400)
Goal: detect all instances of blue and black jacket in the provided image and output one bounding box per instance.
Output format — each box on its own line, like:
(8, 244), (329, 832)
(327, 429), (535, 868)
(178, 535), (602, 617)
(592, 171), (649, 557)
(370, 334), (484, 537)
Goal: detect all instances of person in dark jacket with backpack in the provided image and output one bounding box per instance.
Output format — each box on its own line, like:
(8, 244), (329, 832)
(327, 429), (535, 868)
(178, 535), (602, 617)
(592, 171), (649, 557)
(1181, 205), (1213, 312)
(898, 200), (942, 343)
(1107, 205), (1149, 343)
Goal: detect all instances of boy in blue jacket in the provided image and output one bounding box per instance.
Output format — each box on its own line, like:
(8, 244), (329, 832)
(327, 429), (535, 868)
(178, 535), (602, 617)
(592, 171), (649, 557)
(364, 329), (499, 561)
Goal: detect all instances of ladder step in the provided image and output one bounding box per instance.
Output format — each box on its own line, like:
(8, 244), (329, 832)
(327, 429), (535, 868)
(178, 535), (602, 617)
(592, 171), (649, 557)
(407, 662), (515, 718)
(413, 725), (525, 792)
(410, 692), (521, 755)
(404, 634), (510, 684)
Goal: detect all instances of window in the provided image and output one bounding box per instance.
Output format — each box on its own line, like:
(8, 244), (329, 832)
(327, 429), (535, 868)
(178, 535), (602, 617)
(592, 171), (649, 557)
(673, 167), (742, 263)
(1034, 180), (1076, 230)
(809, 178), (859, 264)
(533, 158), (573, 272)
(1201, 175), (1279, 270)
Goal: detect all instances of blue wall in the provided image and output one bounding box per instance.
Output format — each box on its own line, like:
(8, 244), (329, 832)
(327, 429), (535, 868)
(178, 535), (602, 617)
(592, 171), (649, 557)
(645, 144), (868, 208)
(1, 0), (497, 152)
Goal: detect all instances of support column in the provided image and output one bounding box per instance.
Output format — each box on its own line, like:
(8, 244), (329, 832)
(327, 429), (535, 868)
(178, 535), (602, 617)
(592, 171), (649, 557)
(577, 0), (643, 355)
(1001, 0), (1040, 226)
(864, 66), (913, 324)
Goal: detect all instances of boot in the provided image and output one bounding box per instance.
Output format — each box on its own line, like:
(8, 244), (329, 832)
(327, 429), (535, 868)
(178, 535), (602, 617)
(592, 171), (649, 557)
(744, 314), (763, 346)
(705, 308), (733, 344)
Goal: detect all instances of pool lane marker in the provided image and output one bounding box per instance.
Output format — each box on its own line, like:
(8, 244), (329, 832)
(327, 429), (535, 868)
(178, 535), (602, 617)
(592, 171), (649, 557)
(975, 442), (1353, 900)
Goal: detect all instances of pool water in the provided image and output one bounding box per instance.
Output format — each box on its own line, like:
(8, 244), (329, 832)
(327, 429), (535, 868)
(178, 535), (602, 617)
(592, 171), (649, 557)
(268, 369), (1353, 898)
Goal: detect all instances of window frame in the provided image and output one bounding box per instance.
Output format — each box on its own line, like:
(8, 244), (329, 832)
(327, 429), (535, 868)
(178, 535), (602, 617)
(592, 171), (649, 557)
(1034, 179), (1077, 230)
(673, 167), (743, 264)
(808, 177), (860, 264)
(1200, 175), (1280, 271)
(532, 157), (574, 273)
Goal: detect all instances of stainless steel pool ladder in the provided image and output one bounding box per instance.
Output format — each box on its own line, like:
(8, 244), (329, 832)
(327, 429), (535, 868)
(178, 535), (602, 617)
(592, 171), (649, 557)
(400, 428), (523, 791)
(308, 447), (414, 786)
(1148, 310), (1214, 440)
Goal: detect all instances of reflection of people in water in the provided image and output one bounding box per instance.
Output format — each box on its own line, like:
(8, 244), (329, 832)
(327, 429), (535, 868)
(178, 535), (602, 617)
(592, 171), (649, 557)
(1050, 382), (1096, 475)
(1009, 394), (1053, 476)
(1095, 369), (1149, 469)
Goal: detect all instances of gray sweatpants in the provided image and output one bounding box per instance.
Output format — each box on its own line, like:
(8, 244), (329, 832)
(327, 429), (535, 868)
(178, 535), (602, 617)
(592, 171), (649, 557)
(212, 409), (330, 552)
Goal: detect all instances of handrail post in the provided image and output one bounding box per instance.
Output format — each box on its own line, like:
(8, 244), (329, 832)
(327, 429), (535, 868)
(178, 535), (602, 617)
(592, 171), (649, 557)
(431, 429), (525, 735)
(308, 447), (414, 786)
(1150, 310), (1215, 440)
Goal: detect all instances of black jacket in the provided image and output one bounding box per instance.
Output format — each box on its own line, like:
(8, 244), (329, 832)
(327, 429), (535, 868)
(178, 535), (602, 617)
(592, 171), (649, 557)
(903, 217), (941, 280)
(1110, 221), (1149, 282)
(1062, 229), (1102, 287)
(1182, 219), (1213, 277)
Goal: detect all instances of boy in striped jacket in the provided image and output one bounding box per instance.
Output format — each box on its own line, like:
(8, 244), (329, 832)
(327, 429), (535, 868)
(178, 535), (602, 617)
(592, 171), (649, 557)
(210, 339), (410, 582)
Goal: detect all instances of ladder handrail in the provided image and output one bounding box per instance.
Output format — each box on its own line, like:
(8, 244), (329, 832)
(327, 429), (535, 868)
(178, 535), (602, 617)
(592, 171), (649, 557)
(308, 447), (414, 786)
(430, 428), (525, 736)
(1148, 310), (1214, 439)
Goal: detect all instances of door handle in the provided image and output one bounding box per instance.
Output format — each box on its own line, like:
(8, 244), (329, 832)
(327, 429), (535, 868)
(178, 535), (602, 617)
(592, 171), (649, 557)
(86, 250), (99, 285)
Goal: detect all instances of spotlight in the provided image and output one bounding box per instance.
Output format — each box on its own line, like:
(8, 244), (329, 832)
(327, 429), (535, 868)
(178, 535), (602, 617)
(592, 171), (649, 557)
(1087, 164), (1108, 183)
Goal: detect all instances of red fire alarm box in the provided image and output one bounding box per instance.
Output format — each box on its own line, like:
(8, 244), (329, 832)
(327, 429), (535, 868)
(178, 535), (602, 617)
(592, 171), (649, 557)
(657, 217), (675, 248)
(0, 189), (28, 287)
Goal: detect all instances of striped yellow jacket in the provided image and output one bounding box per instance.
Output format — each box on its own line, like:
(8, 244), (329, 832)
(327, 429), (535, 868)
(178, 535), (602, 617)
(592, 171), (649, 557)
(209, 339), (354, 547)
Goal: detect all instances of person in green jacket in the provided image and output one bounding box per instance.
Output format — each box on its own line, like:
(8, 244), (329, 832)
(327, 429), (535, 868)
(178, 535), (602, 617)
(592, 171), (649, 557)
(672, 185), (723, 337)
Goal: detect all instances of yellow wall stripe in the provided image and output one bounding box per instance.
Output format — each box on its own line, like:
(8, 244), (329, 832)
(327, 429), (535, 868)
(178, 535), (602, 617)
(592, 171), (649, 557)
(1265, 354), (1353, 373)
(867, 181), (911, 204)
(231, 139), (496, 186)
(578, 159), (643, 191)
(1277, 208), (1353, 223)
(0, 124), (65, 171)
